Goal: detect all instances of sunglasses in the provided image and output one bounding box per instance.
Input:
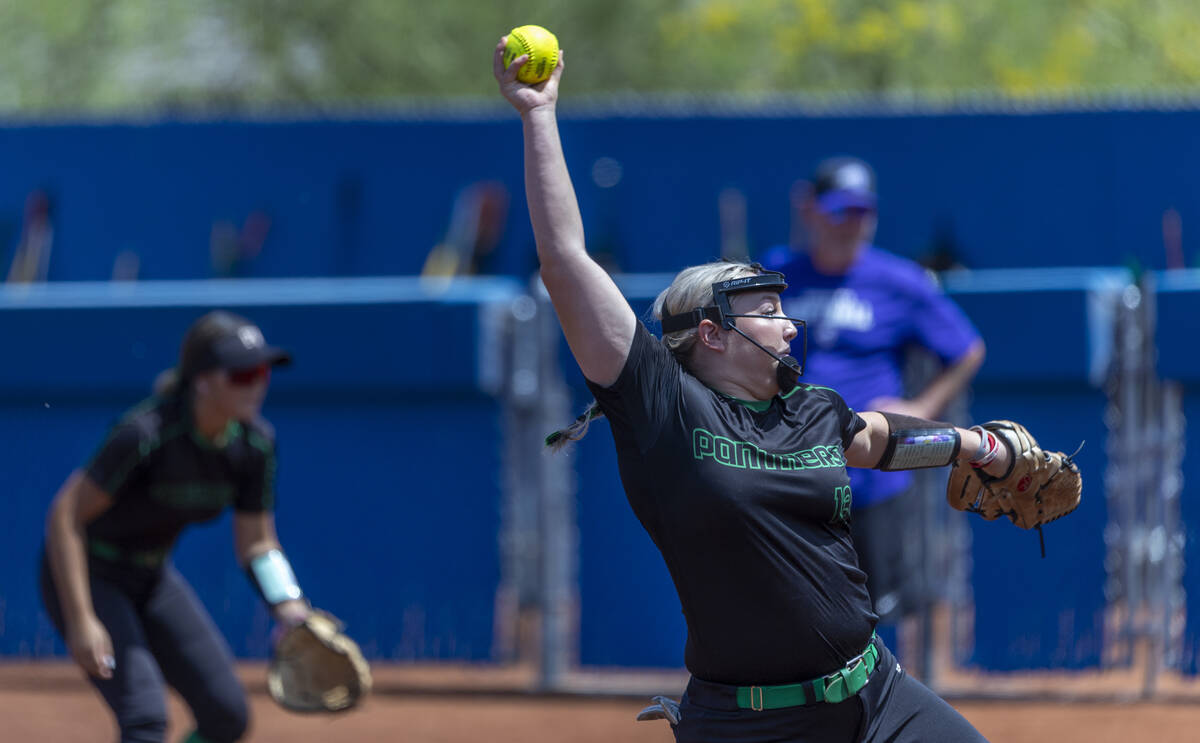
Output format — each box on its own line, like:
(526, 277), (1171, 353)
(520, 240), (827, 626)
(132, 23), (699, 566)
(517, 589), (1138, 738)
(227, 364), (270, 386)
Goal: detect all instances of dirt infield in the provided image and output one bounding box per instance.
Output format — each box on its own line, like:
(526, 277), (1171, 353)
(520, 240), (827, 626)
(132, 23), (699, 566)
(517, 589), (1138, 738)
(4, 662), (1200, 742)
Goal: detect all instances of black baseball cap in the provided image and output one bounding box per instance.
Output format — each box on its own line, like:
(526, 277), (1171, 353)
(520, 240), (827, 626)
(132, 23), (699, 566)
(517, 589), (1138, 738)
(179, 310), (291, 380)
(813, 156), (877, 214)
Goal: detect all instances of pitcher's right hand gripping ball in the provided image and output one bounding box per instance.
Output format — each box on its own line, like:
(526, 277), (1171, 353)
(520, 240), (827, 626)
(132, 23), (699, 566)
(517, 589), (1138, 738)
(947, 420), (1082, 529)
(502, 25), (559, 83)
(268, 610), (372, 713)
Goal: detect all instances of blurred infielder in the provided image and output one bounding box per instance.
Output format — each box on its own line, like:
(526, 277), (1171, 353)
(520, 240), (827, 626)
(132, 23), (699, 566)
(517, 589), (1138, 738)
(496, 36), (1078, 743)
(760, 157), (985, 648)
(40, 311), (368, 743)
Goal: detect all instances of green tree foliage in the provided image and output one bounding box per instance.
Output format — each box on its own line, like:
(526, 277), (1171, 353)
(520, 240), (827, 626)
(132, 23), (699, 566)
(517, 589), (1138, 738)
(2, 0), (1200, 112)
(658, 0), (1200, 95)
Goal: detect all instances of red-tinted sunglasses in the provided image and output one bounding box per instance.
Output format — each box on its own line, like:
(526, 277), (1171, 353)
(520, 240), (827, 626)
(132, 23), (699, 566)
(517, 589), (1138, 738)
(227, 364), (271, 386)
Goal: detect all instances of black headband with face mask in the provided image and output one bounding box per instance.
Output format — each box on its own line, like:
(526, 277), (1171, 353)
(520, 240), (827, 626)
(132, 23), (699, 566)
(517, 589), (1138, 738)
(659, 268), (808, 390)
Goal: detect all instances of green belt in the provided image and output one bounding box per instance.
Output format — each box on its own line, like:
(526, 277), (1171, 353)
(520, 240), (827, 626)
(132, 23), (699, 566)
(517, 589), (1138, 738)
(736, 633), (879, 710)
(89, 539), (170, 569)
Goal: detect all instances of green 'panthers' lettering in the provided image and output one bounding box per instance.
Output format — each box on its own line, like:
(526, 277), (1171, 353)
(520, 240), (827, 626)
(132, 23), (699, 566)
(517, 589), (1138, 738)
(692, 428), (846, 472)
(831, 485), (853, 524)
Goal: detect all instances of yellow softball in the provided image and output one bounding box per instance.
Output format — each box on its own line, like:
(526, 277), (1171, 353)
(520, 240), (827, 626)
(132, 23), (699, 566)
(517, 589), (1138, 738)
(502, 25), (559, 84)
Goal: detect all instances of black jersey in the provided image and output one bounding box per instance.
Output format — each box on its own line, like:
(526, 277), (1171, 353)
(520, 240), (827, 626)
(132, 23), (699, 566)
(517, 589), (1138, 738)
(83, 395), (276, 580)
(586, 323), (875, 685)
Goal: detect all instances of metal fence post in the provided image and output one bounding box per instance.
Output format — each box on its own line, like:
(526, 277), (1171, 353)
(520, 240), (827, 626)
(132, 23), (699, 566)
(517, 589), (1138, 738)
(1102, 274), (1185, 697)
(493, 287), (575, 689)
(1136, 275), (1186, 696)
(531, 286), (577, 691)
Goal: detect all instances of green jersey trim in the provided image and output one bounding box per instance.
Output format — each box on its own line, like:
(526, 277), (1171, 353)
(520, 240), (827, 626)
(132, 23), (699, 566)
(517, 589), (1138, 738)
(190, 420), (242, 451)
(801, 384), (838, 394)
(719, 382), (812, 412)
(725, 395), (772, 412)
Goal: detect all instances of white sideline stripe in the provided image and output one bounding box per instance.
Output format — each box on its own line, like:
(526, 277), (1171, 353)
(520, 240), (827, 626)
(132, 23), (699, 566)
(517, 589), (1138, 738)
(0, 276), (524, 310)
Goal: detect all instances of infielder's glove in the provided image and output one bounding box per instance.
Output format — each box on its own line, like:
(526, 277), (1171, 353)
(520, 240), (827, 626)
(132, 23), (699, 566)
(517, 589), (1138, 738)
(946, 420), (1082, 535)
(268, 610), (372, 713)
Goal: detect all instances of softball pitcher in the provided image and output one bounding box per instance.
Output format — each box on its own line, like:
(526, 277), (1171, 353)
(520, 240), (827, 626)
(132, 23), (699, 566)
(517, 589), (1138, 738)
(496, 38), (1080, 743)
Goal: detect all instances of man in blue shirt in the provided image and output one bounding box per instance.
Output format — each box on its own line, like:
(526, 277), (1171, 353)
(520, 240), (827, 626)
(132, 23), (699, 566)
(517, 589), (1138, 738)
(761, 157), (985, 664)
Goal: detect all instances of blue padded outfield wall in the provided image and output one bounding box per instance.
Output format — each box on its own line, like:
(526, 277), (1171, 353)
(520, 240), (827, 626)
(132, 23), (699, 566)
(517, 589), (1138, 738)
(0, 269), (1187, 673)
(571, 269), (1121, 670)
(0, 278), (520, 660)
(944, 270), (1120, 670)
(2, 107), (1200, 283)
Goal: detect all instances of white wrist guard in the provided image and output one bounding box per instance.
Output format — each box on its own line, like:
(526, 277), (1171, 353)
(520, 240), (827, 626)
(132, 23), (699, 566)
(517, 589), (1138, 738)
(248, 549), (304, 606)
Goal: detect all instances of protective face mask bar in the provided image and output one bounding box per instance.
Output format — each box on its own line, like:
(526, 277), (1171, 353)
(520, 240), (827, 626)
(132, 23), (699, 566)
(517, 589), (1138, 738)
(659, 270), (808, 380)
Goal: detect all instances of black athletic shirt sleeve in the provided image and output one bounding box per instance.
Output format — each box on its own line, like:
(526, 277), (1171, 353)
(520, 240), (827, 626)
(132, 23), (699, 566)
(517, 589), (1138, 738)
(235, 422), (277, 512)
(812, 386), (868, 451)
(85, 421), (151, 498)
(585, 322), (681, 453)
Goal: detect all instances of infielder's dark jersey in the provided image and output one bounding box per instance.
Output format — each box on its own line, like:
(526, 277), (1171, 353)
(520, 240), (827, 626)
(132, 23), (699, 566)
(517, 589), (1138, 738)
(586, 323), (874, 685)
(83, 395), (276, 580)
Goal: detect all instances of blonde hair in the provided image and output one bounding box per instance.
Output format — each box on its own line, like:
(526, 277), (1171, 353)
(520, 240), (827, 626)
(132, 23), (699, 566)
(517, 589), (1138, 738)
(652, 260), (763, 364)
(547, 259), (764, 451)
(153, 367), (183, 398)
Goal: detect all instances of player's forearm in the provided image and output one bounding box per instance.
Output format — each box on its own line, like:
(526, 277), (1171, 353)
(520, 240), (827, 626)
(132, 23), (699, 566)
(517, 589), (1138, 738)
(233, 508), (281, 566)
(911, 340), (985, 418)
(236, 512), (308, 618)
(849, 412), (1009, 477)
(45, 496), (97, 630)
(237, 539), (281, 568)
(521, 106), (588, 271)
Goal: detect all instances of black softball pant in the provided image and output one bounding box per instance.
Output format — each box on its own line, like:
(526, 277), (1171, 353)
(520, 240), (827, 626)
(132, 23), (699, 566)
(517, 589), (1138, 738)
(671, 639), (988, 743)
(40, 556), (249, 743)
